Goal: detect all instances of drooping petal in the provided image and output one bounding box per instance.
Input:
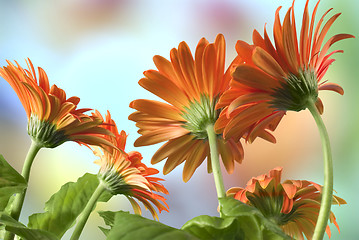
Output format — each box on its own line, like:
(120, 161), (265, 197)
(318, 83), (344, 95)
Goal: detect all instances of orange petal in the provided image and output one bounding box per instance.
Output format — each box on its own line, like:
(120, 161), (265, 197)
(183, 141), (208, 182)
(315, 97), (324, 115)
(178, 41), (198, 96)
(153, 55), (176, 80)
(217, 138), (234, 174)
(282, 183), (298, 199)
(315, 33), (355, 69)
(163, 140), (198, 175)
(140, 71), (188, 108)
(318, 83), (344, 95)
(151, 135), (194, 164)
(227, 92), (270, 116)
(134, 126), (188, 147)
(194, 37), (209, 94)
(252, 47), (286, 79)
(235, 40), (254, 65)
(282, 7), (299, 73)
(130, 99), (185, 122)
(299, 0), (310, 67)
(202, 43), (217, 96)
(232, 64), (280, 91)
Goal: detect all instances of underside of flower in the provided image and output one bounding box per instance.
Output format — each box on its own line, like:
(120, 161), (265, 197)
(227, 167), (346, 240)
(27, 114), (68, 148)
(270, 69), (318, 111)
(98, 167), (134, 195)
(181, 95), (219, 139)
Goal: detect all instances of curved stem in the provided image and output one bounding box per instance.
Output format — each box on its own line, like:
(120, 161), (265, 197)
(307, 101), (333, 240)
(4, 140), (42, 240)
(206, 124), (225, 216)
(70, 181), (106, 240)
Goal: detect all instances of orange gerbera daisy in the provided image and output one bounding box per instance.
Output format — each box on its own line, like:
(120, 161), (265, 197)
(129, 34), (244, 182)
(227, 167), (346, 240)
(0, 59), (113, 149)
(93, 111), (168, 219)
(216, 0), (354, 142)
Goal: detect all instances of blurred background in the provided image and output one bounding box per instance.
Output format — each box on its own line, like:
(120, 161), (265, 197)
(0, 0), (357, 239)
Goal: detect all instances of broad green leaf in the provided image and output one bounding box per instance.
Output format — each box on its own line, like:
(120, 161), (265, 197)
(0, 212), (58, 240)
(98, 210), (115, 237)
(219, 198), (291, 240)
(0, 224), (5, 240)
(99, 211), (199, 240)
(28, 173), (112, 238)
(0, 154), (27, 211)
(182, 215), (244, 240)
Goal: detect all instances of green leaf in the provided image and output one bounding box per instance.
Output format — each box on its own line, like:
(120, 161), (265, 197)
(219, 198), (291, 240)
(99, 211), (199, 240)
(0, 154), (27, 211)
(28, 173), (112, 238)
(0, 212), (58, 240)
(98, 210), (116, 237)
(182, 215), (244, 240)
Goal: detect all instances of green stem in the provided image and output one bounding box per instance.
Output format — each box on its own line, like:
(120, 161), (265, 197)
(307, 100), (333, 240)
(70, 181), (106, 240)
(4, 140), (42, 240)
(206, 124), (225, 216)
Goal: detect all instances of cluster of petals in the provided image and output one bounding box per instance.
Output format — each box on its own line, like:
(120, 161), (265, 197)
(129, 34), (244, 182)
(215, 0), (354, 143)
(0, 59), (114, 149)
(92, 111), (168, 219)
(227, 167), (346, 239)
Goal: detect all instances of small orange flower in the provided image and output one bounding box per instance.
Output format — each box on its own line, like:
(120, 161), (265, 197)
(216, 0), (354, 142)
(93, 111), (168, 219)
(227, 167), (345, 240)
(0, 59), (113, 149)
(129, 34), (244, 182)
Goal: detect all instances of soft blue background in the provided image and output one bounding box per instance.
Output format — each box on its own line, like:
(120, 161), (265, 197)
(0, 0), (357, 239)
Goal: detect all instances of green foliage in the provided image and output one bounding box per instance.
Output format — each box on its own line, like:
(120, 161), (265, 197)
(219, 197), (291, 240)
(182, 215), (244, 240)
(0, 212), (58, 240)
(182, 198), (291, 240)
(98, 211), (199, 240)
(28, 173), (112, 238)
(0, 154), (27, 211)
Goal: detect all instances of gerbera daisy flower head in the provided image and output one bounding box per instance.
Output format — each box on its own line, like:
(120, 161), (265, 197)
(216, 0), (354, 142)
(129, 34), (244, 182)
(0, 58), (114, 149)
(93, 111), (168, 219)
(227, 167), (346, 240)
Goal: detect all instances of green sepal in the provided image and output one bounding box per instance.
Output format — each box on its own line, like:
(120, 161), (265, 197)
(98, 211), (199, 240)
(270, 69), (318, 112)
(28, 173), (112, 238)
(0, 154), (27, 211)
(0, 212), (58, 240)
(219, 197), (291, 240)
(181, 94), (219, 139)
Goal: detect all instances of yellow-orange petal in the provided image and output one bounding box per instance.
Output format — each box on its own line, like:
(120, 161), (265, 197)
(134, 127), (189, 147)
(140, 71), (188, 108)
(183, 141), (208, 182)
(151, 134), (194, 164)
(130, 99), (185, 122)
